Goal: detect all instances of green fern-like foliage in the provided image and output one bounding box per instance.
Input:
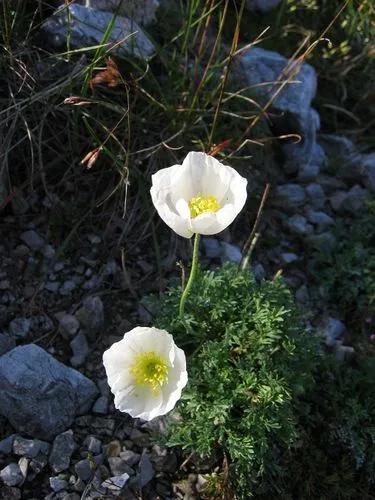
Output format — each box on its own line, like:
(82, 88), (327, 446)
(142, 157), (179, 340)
(150, 264), (375, 498)
(153, 264), (319, 496)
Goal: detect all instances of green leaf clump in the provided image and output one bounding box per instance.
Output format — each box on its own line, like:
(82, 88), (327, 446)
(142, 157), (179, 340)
(150, 263), (375, 498)
(153, 264), (318, 495)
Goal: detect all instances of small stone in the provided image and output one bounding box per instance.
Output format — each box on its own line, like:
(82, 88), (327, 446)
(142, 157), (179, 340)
(285, 215), (313, 236)
(0, 280), (9, 290)
(220, 242), (242, 264)
(305, 183), (325, 209)
(49, 430), (77, 473)
(295, 285), (310, 304)
(44, 282), (60, 293)
(70, 475), (85, 492)
(330, 190), (347, 213)
(108, 457), (134, 477)
(102, 472), (130, 494)
(246, 0), (281, 12)
(0, 463), (23, 487)
(30, 314), (54, 334)
(105, 440), (122, 458)
(13, 437), (49, 458)
(151, 445), (177, 473)
(98, 378), (110, 398)
(321, 318), (346, 347)
(20, 230), (44, 251)
(74, 458), (95, 481)
(82, 275), (102, 290)
(274, 184), (306, 209)
(298, 161), (320, 182)
(17, 457), (28, 480)
(280, 253), (299, 265)
(49, 476), (68, 492)
(253, 263), (265, 281)
(76, 415), (115, 436)
(54, 262), (65, 272)
(346, 185), (370, 213)
(29, 453), (48, 475)
(70, 332), (89, 367)
(330, 185), (369, 214)
(60, 280), (77, 296)
(202, 238), (221, 259)
(9, 318), (31, 339)
(139, 452), (155, 488)
(75, 296), (104, 338)
(306, 210), (335, 232)
(14, 245), (30, 258)
(0, 333), (16, 356)
(306, 232), (336, 253)
(129, 429), (150, 447)
(334, 341), (355, 363)
(83, 436), (102, 455)
(59, 494), (80, 500)
(0, 435), (17, 455)
(92, 395), (108, 415)
(119, 450), (140, 467)
(317, 174), (348, 194)
(42, 245), (56, 260)
(361, 152), (375, 191)
(58, 314), (80, 338)
(87, 234), (101, 244)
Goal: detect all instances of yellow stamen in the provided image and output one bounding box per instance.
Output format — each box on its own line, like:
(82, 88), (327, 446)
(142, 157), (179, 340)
(189, 194), (220, 218)
(130, 351), (169, 392)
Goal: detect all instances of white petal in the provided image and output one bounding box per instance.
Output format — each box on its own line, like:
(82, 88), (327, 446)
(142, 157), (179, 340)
(150, 164), (182, 192)
(102, 338), (136, 384)
(160, 345), (188, 415)
(124, 327), (175, 364)
(151, 187), (193, 238)
(175, 198), (190, 219)
(226, 172), (248, 213)
(181, 152), (234, 201)
(115, 384), (163, 421)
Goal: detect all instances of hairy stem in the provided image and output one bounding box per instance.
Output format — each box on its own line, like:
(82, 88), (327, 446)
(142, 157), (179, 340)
(179, 233), (200, 317)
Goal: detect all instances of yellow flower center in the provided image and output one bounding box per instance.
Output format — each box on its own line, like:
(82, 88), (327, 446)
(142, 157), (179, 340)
(130, 351), (169, 392)
(188, 194), (221, 218)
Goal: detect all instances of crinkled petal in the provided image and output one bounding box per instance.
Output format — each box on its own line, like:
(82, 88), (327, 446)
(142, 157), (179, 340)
(160, 345), (188, 415)
(102, 338), (136, 384)
(181, 152), (237, 202)
(115, 384), (164, 421)
(151, 188), (193, 238)
(122, 327), (175, 364)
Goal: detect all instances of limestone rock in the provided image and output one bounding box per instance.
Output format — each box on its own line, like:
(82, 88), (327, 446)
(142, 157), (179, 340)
(42, 4), (155, 60)
(0, 345), (98, 440)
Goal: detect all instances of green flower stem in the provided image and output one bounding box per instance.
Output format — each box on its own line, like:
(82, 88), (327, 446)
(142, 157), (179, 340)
(179, 233), (200, 317)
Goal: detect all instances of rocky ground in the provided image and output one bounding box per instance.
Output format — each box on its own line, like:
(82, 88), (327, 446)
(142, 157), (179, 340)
(0, 0), (374, 499)
(0, 219), (212, 499)
(0, 130), (372, 496)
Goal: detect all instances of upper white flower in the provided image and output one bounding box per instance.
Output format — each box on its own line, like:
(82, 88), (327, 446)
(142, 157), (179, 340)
(103, 327), (187, 421)
(150, 152), (248, 238)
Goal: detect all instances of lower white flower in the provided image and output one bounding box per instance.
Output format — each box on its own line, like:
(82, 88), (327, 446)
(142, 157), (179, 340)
(103, 327), (188, 421)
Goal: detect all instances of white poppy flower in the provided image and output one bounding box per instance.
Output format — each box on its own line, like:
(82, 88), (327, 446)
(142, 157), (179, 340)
(150, 151), (248, 238)
(103, 327), (188, 421)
